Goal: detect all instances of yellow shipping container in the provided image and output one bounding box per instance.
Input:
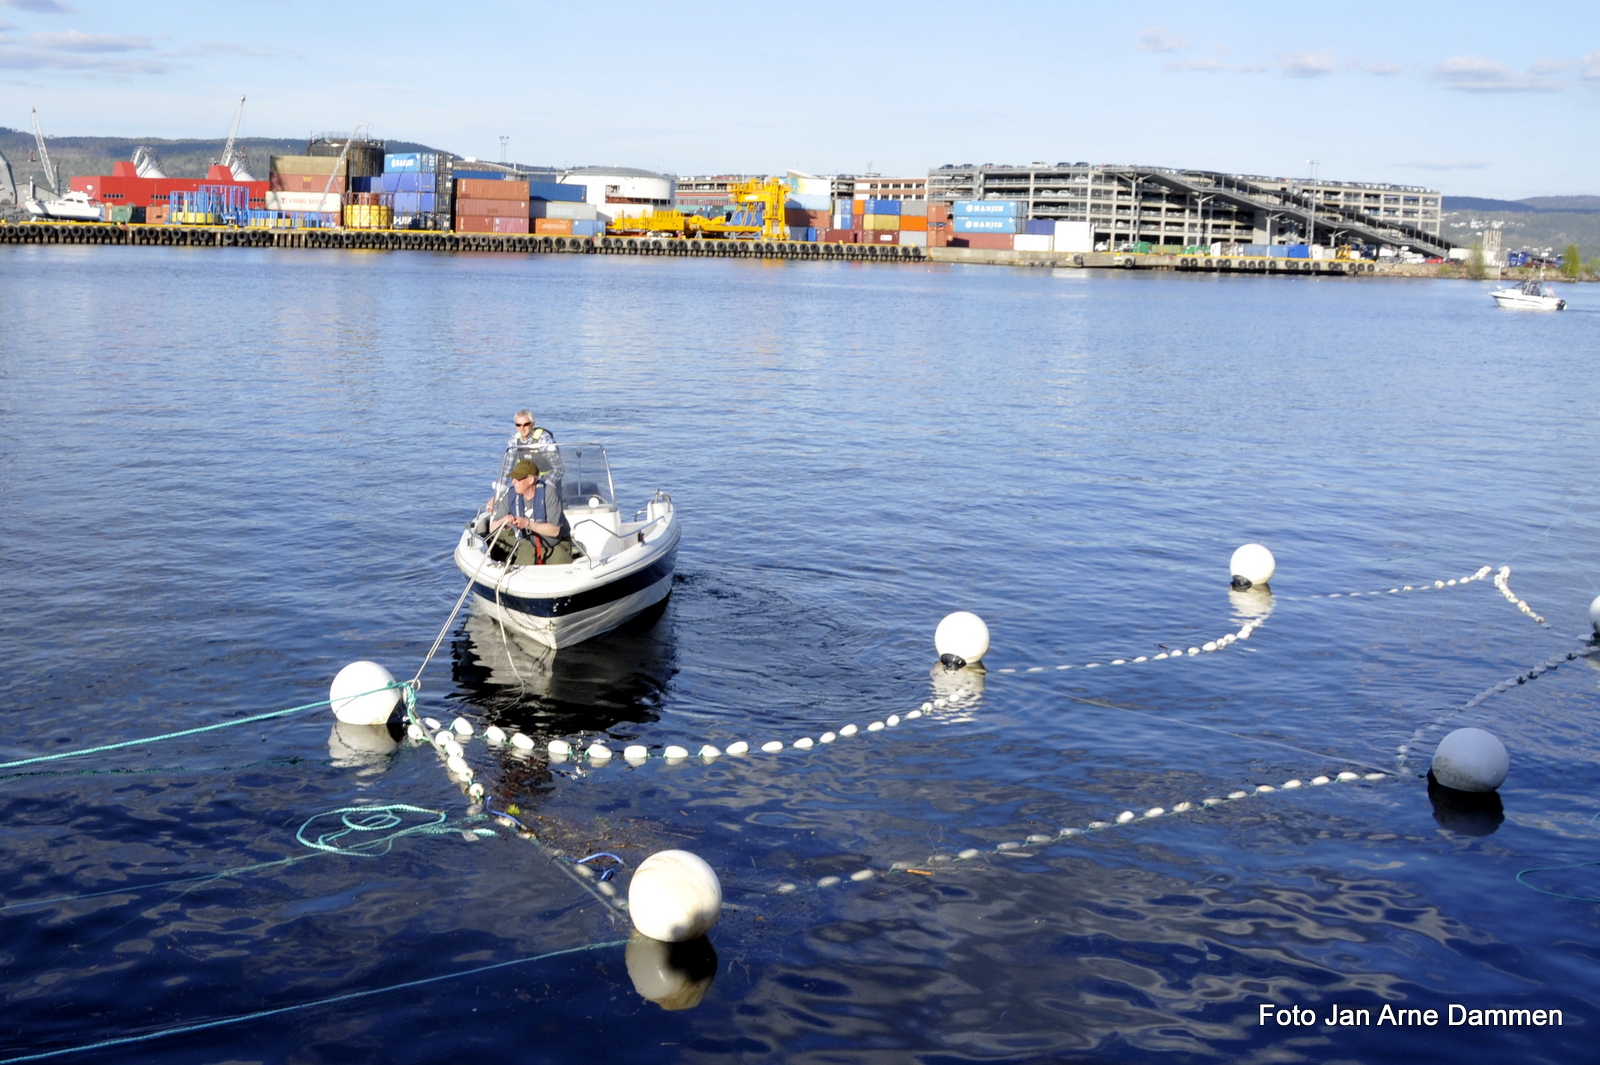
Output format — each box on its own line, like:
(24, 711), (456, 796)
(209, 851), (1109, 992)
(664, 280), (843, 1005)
(270, 155), (348, 176)
(863, 214), (901, 231)
(343, 204), (393, 230)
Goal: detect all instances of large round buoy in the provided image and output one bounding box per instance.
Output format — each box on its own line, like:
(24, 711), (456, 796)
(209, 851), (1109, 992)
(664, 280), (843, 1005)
(628, 850), (722, 943)
(1589, 593), (1600, 634)
(329, 661), (401, 725)
(1230, 543), (1276, 589)
(935, 611), (990, 667)
(1431, 727), (1508, 793)
(624, 931), (718, 1010)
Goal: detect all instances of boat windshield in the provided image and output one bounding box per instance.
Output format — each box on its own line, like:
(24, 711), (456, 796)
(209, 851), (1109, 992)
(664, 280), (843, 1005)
(555, 443), (616, 507)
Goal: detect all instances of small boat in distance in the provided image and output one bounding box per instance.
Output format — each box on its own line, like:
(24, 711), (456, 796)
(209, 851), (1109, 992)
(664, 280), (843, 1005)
(24, 189), (104, 222)
(1491, 279), (1566, 311)
(453, 442), (679, 650)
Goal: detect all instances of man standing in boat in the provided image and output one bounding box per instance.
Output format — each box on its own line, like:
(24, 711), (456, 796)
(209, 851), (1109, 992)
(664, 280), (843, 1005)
(507, 409), (557, 453)
(490, 411), (560, 509)
(488, 459), (572, 566)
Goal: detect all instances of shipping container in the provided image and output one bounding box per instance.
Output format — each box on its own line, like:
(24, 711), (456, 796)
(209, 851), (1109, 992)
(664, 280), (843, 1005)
(928, 202), (950, 222)
(864, 230), (898, 243)
(953, 200), (1023, 217)
(265, 191), (343, 213)
(571, 219), (604, 237)
(1024, 219), (1054, 235)
(897, 230), (928, 247)
(453, 169), (512, 182)
(953, 216), (1022, 234)
(384, 152), (439, 173)
(821, 229), (860, 243)
(927, 227), (949, 248)
(1014, 234), (1053, 252)
(1240, 244), (1268, 256)
(270, 155), (346, 176)
(455, 197), (530, 218)
(1054, 221), (1093, 253)
(863, 214), (900, 231)
(456, 178), (530, 201)
(528, 180), (586, 202)
(1269, 245), (1290, 258)
(343, 204), (393, 230)
(528, 200), (598, 220)
(863, 199), (901, 215)
(950, 233), (1015, 250)
(147, 204), (170, 225)
(269, 173), (346, 193)
(1286, 244), (1310, 259)
(786, 193), (831, 211)
(458, 215), (530, 234)
(898, 215), (927, 232)
(900, 200), (928, 217)
(533, 218), (573, 235)
(392, 192), (438, 214)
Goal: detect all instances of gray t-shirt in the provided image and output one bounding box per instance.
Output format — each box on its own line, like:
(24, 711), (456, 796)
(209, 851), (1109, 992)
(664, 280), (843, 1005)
(493, 479), (565, 541)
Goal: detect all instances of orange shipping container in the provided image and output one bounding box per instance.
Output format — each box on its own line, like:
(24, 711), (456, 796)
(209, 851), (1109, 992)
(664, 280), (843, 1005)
(534, 218), (573, 235)
(899, 216), (927, 232)
(147, 204), (170, 225)
(455, 197), (529, 218)
(456, 178), (530, 201)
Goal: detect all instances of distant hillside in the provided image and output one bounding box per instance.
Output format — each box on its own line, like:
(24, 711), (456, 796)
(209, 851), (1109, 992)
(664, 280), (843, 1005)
(0, 129), (450, 193)
(1445, 195), (1600, 215)
(1519, 195), (1600, 213)
(1442, 194), (1600, 259)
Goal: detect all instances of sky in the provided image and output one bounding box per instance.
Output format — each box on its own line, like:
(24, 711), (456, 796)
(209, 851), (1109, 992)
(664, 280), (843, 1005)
(1, 0), (1596, 198)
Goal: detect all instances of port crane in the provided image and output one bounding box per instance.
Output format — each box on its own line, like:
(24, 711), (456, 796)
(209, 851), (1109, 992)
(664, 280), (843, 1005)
(30, 108), (60, 195)
(605, 176), (792, 241)
(217, 95), (255, 181)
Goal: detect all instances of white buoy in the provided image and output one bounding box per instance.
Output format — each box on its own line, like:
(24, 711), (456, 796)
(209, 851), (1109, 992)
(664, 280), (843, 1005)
(484, 726), (506, 746)
(664, 745), (689, 760)
(546, 738), (569, 756)
(451, 717), (474, 737)
(725, 741), (749, 755)
(511, 733), (535, 751)
(935, 611), (990, 665)
(328, 661), (402, 725)
(624, 744), (648, 764)
(1589, 593), (1600, 634)
(1230, 543), (1276, 588)
(628, 849), (722, 943)
(588, 742), (613, 762)
(1432, 727), (1509, 792)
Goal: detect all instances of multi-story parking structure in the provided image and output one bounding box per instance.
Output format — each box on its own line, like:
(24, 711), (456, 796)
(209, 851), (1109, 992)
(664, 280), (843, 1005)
(926, 164), (1451, 256)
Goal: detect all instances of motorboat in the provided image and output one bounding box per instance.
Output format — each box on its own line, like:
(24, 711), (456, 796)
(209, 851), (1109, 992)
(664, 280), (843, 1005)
(1491, 279), (1566, 311)
(24, 190), (103, 222)
(453, 442), (679, 650)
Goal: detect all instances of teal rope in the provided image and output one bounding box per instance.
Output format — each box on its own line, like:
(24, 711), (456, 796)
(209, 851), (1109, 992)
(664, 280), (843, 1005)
(2, 804), (453, 914)
(1515, 812), (1600, 903)
(0, 938), (628, 1064)
(0, 682), (414, 772)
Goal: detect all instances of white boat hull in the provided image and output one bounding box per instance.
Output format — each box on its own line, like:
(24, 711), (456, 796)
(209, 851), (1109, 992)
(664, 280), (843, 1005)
(1491, 290), (1565, 311)
(453, 513), (679, 650)
(25, 196), (103, 222)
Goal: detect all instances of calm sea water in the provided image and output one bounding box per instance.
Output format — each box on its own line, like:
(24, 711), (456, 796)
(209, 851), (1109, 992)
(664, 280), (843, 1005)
(2, 247), (1598, 1063)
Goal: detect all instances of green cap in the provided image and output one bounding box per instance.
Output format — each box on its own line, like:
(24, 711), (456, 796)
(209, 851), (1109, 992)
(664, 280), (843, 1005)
(510, 459), (539, 480)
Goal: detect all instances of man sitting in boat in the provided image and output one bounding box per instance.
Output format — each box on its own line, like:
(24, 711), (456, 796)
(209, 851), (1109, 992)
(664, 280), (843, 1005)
(488, 459), (572, 566)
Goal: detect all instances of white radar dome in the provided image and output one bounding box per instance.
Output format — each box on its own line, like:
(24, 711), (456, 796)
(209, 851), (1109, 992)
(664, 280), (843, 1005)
(628, 850), (722, 943)
(329, 661), (401, 725)
(1230, 543), (1276, 588)
(935, 611), (990, 665)
(1431, 727), (1509, 793)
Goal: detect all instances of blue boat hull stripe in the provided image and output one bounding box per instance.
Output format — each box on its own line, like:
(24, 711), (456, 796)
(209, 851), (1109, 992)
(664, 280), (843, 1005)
(471, 547), (676, 618)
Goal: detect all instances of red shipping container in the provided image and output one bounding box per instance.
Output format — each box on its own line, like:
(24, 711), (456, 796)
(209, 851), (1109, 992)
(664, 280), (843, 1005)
(864, 231), (897, 244)
(455, 197), (529, 218)
(456, 178), (530, 201)
(928, 228), (949, 247)
(783, 208), (812, 227)
(533, 218), (573, 234)
(949, 233), (1015, 250)
(928, 202), (950, 222)
(821, 229), (860, 243)
(455, 215), (530, 234)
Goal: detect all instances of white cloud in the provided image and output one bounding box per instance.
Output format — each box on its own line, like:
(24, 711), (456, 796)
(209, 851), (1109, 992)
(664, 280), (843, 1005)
(1233, 62), (1273, 73)
(1347, 57), (1402, 76)
(31, 30), (151, 52)
(1432, 55), (1558, 92)
(1582, 51), (1600, 79)
(1282, 49), (1338, 77)
(0, 44), (162, 71)
(1529, 57), (1570, 74)
(1164, 57), (1222, 72)
(1138, 25), (1189, 53)
(183, 40), (287, 58)
(0, 0), (74, 11)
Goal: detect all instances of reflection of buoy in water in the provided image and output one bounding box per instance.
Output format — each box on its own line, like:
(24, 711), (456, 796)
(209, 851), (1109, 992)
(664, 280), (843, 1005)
(1427, 772), (1505, 836)
(935, 612), (990, 669)
(327, 721), (398, 767)
(1430, 727), (1508, 793)
(1590, 593), (1600, 635)
(1227, 585), (1274, 620)
(1229, 544), (1276, 590)
(625, 930), (718, 1010)
(930, 662), (985, 702)
(628, 850), (722, 943)
(329, 661), (402, 725)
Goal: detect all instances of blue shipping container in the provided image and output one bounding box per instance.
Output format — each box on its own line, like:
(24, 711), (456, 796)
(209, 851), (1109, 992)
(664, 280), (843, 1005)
(349, 176), (373, 193)
(393, 192), (437, 214)
(571, 219), (604, 236)
(1269, 245), (1290, 258)
(454, 169), (509, 182)
(395, 173), (434, 193)
(1287, 244), (1310, 259)
(953, 216), (1022, 234)
(385, 153), (439, 173)
(953, 200), (1023, 217)
(527, 181), (586, 202)
(1240, 244), (1267, 256)
(807, 227), (817, 242)
(863, 199), (901, 216)
(1024, 219), (1054, 235)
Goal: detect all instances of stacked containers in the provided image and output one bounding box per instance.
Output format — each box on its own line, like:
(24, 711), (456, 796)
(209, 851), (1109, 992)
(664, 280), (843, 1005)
(528, 182), (598, 236)
(927, 202), (950, 247)
(952, 200), (1023, 250)
(898, 200), (928, 246)
(454, 176), (530, 234)
(861, 199), (900, 233)
(266, 156), (345, 215)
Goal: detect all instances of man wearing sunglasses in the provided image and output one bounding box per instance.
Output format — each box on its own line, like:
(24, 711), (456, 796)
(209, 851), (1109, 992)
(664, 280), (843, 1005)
(507, 410), (556, 451)
(488, 459), (572, 566)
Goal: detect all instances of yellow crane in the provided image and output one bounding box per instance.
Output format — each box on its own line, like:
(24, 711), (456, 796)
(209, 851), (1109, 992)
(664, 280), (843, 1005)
(607, 176), (792, 241)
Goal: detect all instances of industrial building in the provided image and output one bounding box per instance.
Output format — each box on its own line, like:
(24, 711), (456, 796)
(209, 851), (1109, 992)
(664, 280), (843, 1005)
(926, 164), (1448, 256)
